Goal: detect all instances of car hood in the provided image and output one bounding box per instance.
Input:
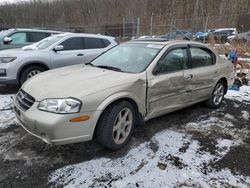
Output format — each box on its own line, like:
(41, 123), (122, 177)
(22, 64), (140, 101)
(0, 48), (25, 56)
(0, 47), (45, 56)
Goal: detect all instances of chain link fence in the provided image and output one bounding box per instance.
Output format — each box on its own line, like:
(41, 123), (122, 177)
(1, 13), (249, 42)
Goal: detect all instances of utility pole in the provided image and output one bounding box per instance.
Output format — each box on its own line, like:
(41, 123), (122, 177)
(204, 14), (209, 43)
(123, 17), (125, 38)
(137, 17), (140, 37)
(150, 13), (154, 36)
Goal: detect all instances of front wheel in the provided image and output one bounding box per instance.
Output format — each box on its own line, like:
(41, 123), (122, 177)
(205, 81), (225, 108)
(96, 101), (135, 150)
(20, 66), (46, 85)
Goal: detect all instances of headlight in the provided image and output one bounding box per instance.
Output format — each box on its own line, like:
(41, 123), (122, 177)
(38, 98), (82, 114)
(0, 57), (17, 63)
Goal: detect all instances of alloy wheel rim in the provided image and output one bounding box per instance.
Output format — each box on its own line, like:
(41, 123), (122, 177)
(113, 107), (133, 145)
(213, 83), (224, 105)
(27, 70), (41, 79)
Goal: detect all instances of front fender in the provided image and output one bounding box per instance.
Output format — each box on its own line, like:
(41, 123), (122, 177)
(96, 91), (142, 112)
(87, 91), (144, 139)
(16, 60), (49, 81)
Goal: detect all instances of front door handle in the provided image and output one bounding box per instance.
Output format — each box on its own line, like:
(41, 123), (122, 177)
(77, 53), (84, 56)
(185, 74), (193, 80)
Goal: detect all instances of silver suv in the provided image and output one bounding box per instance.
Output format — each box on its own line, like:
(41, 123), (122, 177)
(0, 28), (62, 50)
(0, 33), (117, 85)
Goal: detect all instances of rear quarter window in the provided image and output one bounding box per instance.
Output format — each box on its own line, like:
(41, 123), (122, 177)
(190, 47), (216, 68)
(102, 39), (111, 47)
(84, 37), (106, 49)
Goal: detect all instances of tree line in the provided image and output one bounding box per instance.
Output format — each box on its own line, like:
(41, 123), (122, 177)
(0, 0), (249, 35)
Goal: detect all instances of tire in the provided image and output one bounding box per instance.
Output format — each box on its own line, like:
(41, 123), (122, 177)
(242, 78), (248, 86)
(205, 81), (226, 108)
(234, 79), (242, 88)
(20, 65), (46, 85)
(96, 101), (136, 150)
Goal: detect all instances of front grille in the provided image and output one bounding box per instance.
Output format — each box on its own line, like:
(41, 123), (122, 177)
(16, 89), (35, 111)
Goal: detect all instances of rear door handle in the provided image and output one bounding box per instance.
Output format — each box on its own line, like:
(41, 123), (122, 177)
(185, 74), (193, 80)
(77, 53), (84, 56)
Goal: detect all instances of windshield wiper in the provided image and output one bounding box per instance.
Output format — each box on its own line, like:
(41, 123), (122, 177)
(85, 62), (95, 66)
(96, 65), (123, 72)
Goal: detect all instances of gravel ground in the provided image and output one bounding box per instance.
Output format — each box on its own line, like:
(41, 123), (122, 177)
(0, 84), (250, 187)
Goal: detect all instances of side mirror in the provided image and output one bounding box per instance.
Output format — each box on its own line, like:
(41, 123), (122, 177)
(3, 37), (12, 44)
(53, 45), (64, 52)
(153, 64), (161, 75)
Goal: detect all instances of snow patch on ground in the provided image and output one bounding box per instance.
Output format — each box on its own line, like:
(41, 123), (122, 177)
(186, 116), (233, 131)
(185, 114), (248, 142)
(239, 57), (250, 63)
(0, 132), (17, 153)
(225, 86), (250, 103)
(224, 113), (237, 120)
(49, 130), (249, 188)
(242, 110), (249, 120)
(0, 95), (17, 129)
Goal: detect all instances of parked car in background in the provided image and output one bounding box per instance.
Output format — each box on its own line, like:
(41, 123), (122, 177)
(194, 29), (216, 42)
(194, 28), (236, 43)
(206, 28), (236, 43)
(0, 33), (118, 85)
(160, 30), (193, 40)
(0, 28), (63, 50)
(228, 30), (250, 43)
(13, 39), (235, 150)
(0, 27), (10, 32)
(194, 31), (205, 42)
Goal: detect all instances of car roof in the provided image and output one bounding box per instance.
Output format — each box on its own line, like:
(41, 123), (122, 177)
(7, 28), (63, 33)
(55, 32), (115, 39)
(214, 28), (236, 32)
(129, 38), (206, 46)
(133, 38), (169, 42)
(126, 39), (216, 55)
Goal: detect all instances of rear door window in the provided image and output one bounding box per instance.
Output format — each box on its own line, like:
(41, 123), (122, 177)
(9, 32), (27, 44)
(190, 47), (216, 68)
(84, 37), (106, 49)
(28, 32), (50, 42)
(60, 37), (84, 51)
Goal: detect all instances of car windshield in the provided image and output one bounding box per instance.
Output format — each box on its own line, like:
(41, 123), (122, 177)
(90, 43), (164, 73)
(34, 35), (64, 49)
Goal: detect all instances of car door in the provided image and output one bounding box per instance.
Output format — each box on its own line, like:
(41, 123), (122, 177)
(188, 45), (218, 102)
(82, 37), (110, 63)
(2, 32), (30, 49)
(147, 46), (190, 118)
(50, 37), (85, 68)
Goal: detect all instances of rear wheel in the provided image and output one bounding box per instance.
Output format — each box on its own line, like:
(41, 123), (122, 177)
(96, 101), (135, 150)
(205, 81), (225, 108)
(20, 65), (46, 85)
